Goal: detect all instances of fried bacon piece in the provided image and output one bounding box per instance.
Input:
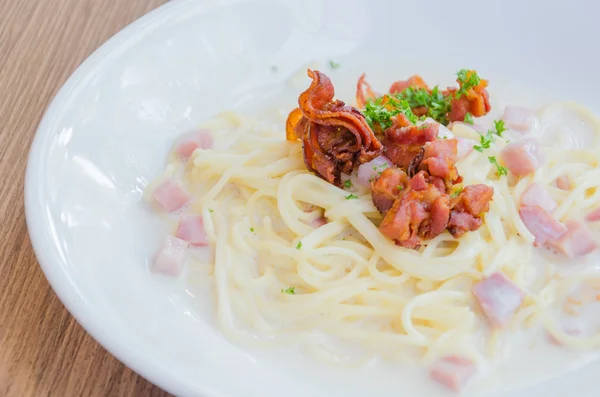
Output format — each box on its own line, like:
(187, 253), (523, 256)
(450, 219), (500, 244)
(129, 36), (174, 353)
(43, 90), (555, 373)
(389, 75), (429, 94)
(382, 115), (438, 170)
(377, 171), (493, 248)
(356, 73), (378, 109)
(448, 71), (491, 122)
(371, 168), (409, 214)
(419, 138), (462, 185)
(447, 184), (494, 237)
(287, 70), (382, 186)
(378, 173), (451, 248)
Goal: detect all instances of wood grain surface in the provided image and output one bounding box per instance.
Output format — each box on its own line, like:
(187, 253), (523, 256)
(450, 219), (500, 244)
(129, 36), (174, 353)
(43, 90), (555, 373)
(0, 1), (172, 396)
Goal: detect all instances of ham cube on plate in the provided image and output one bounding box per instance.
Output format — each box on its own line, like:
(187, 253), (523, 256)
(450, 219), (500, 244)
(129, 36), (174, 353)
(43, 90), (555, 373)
(519, 206), (566, 246)
(153, 235), (188, 276)
(500, 139), (543, 176)
(502, 106), (537, 133)
(586, 207), (600, 222)
(472, 272), (524, 328)
(555, 175), (574, 191)
(520, 183), (557, 213)
(174, 129), (213, 158)
(176, 214), (209, 246)
(548, 220), (598, 258)
(152, 177), (190, 212)
(430, 356), (476, 392)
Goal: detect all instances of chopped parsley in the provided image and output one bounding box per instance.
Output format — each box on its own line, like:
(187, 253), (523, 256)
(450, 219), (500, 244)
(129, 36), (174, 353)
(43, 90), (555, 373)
(328, 60), (341, 69)
(393, 86), (452, 125)
(456, 69), (481, 98)
(464, 112), (474, 125)
(343, 180), (353, 189)
(488, 156), (508, 176)
(345, 193), (359, 200)
(296, 241), (302, 249)
(363, 96), (419, 130)
(451, 187), (463, 198)
(208, 208), (214, 213)
(493, 119), (506, 137)
(250, 227), (255, 232)
(372, 162), (388, 171)
(281, 287), (296, 294)
(473, 130), (494, 152)
(397, 185), (404, 191)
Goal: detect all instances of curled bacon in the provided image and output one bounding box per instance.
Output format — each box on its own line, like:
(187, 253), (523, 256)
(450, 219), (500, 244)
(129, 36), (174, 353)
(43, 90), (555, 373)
(356, 73), (378, 108)
(389, 75), (429, 94)
(448, 71), (491, 122)
(287, 69), (382, 185)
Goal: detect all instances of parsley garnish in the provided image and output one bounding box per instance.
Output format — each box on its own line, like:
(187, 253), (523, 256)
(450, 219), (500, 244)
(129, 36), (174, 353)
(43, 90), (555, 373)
(488, 156), (508, 176)
(473, 130), (494, 152)
(362, 96), (419, 130)
(393, 86), (452, 125)
(343, 180), (352, 189)
(456, 69), (481, 98)
(464, 112), (474, 125)
(345, 194), (359, 200)
(250, 227), (254, 232)
(372, 162), (388, 171)
(296, 241), (302, 249)
(208, 209), (214, 213)
(397, 185), (404, 191)
(281, 287), (296, 294)
(451, 187), (463, 198)
(328, 60), (341, 69)
(493, 120), (506, 137)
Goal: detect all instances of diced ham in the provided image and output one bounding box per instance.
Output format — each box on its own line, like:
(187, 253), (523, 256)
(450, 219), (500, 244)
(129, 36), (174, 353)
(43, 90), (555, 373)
(456, 138), (475, 159)
(500, 139), (543, 177)
(555, 175), (573, 191)
(175, 214), (209, 246)
(356, 155), (391, 188)
(174, 129), (213, 158)
(152, 178), (190, 212)
(520, 183), (557, 213)
(153, 235), (188, 276)
(310, 217), (328, 228)
(430, 356), (476, 392)
(502, 106), (537, 133)
(548, 220), (598, 258)
(472, 272), (524, 328)
(519, 206), (566, 246)
(586, 207), (600, 222)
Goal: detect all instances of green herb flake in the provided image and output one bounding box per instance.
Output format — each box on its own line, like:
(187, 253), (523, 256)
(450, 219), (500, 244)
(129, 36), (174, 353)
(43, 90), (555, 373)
(328, 60), (341, 69)
(488, 156), (508, 176)
(464, 112), (474, 125)
(456, 69), (481, 98)
(345, 194), (359, 200)
(397, 185), (404, 191)
(296, 241), (302, 249)
(281, 287), (296, 294)
(343, 180), (353, 189)
(493, 119), (506, 137)
(473, 130), (494, 152)
(250, 227), (255, 232)
(208, 208), (214, 213)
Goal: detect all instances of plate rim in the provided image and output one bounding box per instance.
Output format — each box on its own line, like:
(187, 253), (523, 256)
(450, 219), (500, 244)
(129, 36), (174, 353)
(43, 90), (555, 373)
(24, 0), (221, 395)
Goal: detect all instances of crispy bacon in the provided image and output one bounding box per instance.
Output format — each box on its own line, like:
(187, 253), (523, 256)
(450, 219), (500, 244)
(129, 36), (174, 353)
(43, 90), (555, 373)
(389, 75), (429, 94)
(371, 168), (409, 214)
(382, 116), (438, 170)
(447, 184), (494, 237)
(419, 138), (461, 184)
(447, 72), (492, 122)
(356, 73), (377, 109)
(287, 70), (382, 186)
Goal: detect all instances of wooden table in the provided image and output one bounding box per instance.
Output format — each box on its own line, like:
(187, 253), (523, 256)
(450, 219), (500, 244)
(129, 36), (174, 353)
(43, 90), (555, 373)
(0, 1), (172, 395)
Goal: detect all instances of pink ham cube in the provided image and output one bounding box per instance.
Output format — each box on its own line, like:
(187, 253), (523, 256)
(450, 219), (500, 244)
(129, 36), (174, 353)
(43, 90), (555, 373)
(152, 177), (190, 212)
(555, 175), (573, 191)
(586, 207), (600, 222)
(153, 235), (188, 276)
(548, 220), (598, 258)
(521, 183), (557, 213)
(176, 214), (209, 246)
(430, 356), (477, 392)
(500, 139), (543, 176)
(174, 129), (213, 158)
(472, 272), (524, 328)
(519, 206), (567, 246)
(502, 106), (537, 133)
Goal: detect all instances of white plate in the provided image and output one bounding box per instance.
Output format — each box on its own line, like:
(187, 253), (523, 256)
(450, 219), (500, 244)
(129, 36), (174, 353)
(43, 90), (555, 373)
(24, 0), (600, 396)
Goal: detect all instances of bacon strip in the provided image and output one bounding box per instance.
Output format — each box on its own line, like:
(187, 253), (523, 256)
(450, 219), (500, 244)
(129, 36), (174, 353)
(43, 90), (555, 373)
(287, 70), (382, 185)
(356, 73), (377, 108)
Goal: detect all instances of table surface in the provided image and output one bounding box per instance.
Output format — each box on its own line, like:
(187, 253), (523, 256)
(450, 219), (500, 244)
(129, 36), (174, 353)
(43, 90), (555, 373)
(0, 1), (172, 395)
